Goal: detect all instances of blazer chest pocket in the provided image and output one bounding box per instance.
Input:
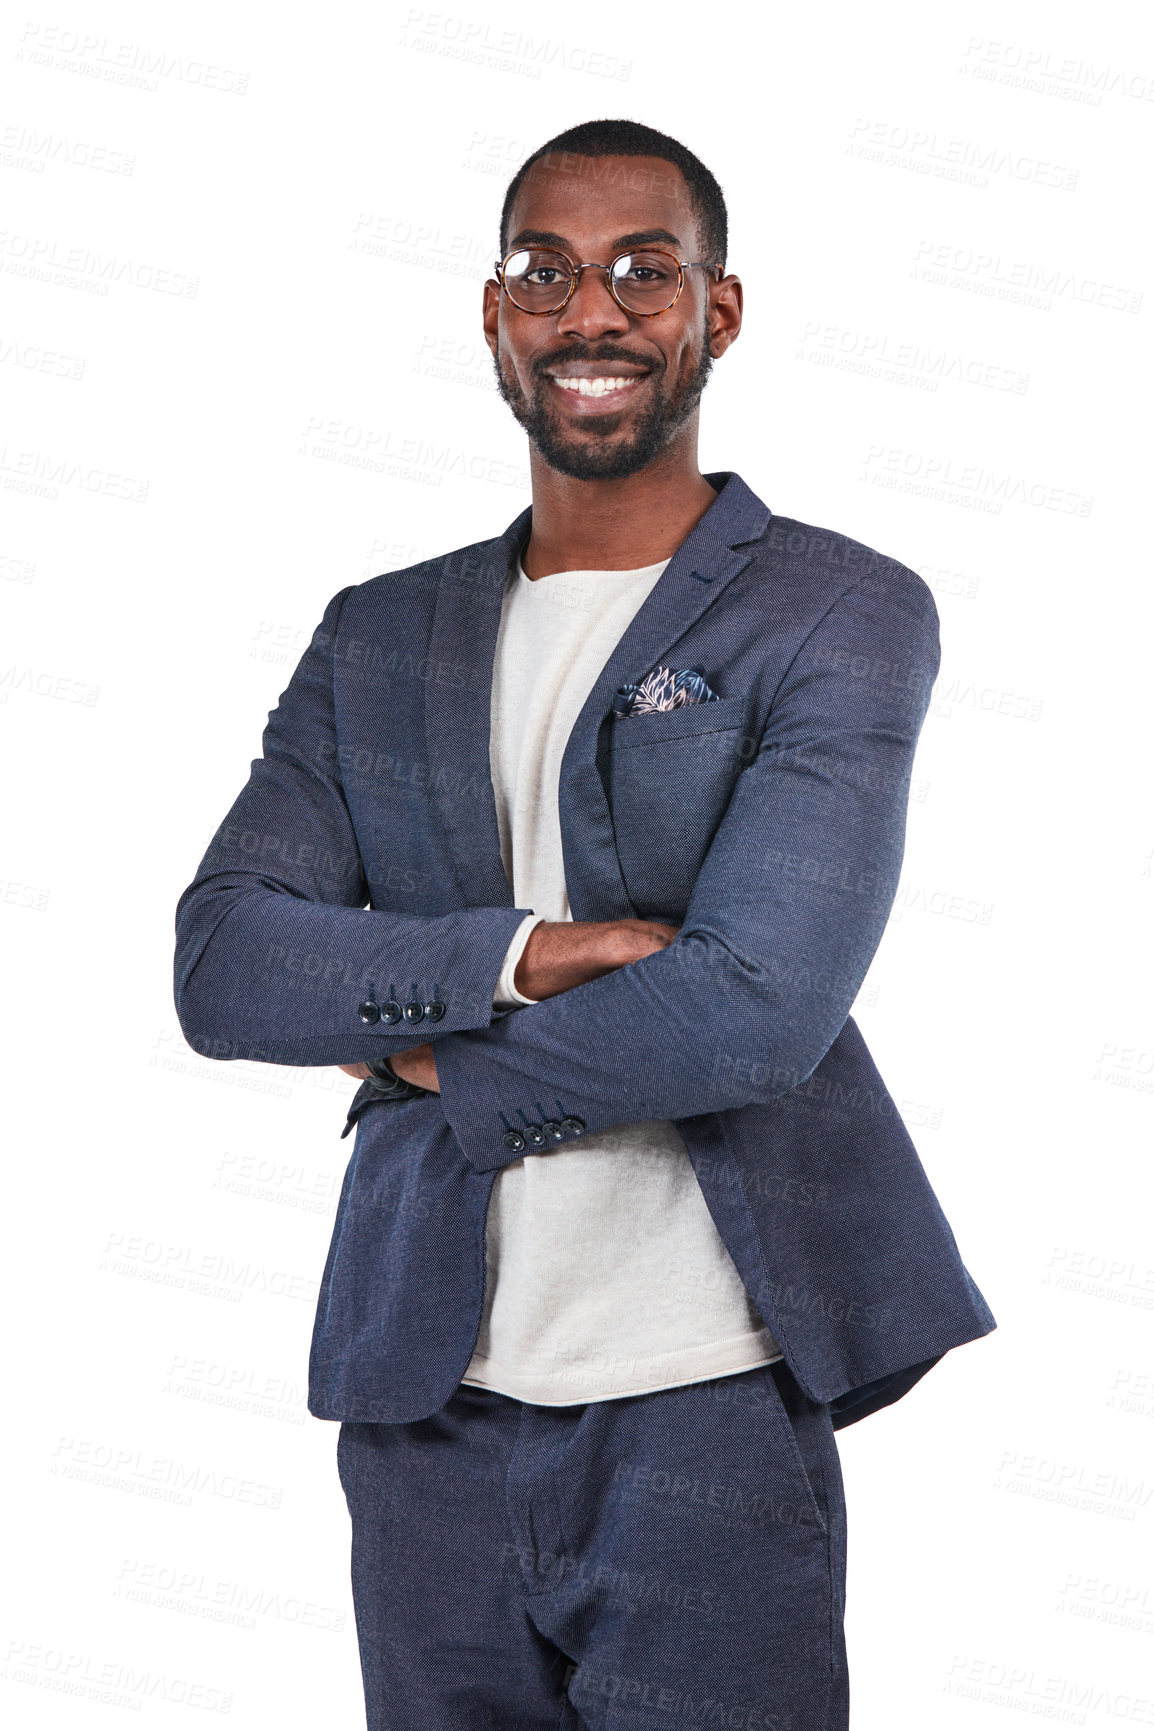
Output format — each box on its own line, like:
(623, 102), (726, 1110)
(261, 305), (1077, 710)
(607, 695), (746, 922)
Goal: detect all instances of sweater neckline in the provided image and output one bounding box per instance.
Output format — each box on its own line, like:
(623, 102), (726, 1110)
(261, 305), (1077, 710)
(514, 553), (672, 585)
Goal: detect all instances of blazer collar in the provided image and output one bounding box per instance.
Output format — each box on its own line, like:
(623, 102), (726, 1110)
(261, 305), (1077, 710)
(423, 471), (771, 914)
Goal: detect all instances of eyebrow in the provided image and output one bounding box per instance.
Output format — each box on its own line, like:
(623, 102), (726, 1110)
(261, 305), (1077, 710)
(506, 227), (688, 254)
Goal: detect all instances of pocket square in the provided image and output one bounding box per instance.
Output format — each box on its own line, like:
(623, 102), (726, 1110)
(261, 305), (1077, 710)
(612, 664), (720, 720)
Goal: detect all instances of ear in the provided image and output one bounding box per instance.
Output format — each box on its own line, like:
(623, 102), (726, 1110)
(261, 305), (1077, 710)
(482, 278), (501, 358)
(709, 273), (743, 358)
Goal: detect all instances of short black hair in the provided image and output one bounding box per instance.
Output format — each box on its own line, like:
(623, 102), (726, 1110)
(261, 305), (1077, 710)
(499, 119), (728, 271)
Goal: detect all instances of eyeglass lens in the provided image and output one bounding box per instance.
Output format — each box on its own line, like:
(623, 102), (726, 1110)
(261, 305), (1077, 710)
(501, 248), (681, 313)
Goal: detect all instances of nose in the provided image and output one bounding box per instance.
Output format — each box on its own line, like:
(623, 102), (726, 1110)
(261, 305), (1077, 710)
(555, 264), (631, 340)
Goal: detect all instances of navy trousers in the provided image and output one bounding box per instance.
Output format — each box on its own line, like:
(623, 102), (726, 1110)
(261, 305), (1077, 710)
(336, 1360), (848, 1729)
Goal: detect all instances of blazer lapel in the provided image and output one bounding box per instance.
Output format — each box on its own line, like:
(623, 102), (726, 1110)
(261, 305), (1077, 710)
(558, 471), (772, 920)
(421, 472), (772, 920)
(423, 507), (530, 908)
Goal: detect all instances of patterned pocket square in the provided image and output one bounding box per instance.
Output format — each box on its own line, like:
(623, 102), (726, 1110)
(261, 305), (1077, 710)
(612, 664), (720, 719)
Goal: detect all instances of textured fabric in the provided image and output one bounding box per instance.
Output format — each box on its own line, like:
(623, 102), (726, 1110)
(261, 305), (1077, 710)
(464, 551), (780, 1404)
(337, 1359), (847, 1730)
(172, 471), (997, 1426)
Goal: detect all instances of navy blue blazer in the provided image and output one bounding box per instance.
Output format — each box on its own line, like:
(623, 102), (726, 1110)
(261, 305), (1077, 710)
(174, 471), (995, 1430)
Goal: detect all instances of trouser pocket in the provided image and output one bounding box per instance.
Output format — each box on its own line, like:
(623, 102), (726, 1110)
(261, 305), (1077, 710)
(760, 1361), (831, 1537)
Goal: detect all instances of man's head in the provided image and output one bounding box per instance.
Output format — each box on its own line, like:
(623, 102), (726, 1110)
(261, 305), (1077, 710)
(483, 120), (742, 482)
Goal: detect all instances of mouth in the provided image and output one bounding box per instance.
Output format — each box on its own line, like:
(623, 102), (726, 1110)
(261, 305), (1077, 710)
(542, 368), (651, 414)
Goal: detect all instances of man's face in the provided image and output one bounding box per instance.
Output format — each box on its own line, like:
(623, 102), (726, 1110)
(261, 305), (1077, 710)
(483, 153), (741, 481)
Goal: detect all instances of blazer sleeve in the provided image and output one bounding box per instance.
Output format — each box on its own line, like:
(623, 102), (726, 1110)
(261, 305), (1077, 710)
(173, 584), (531, 1067)
(434, 566), (941, 1170)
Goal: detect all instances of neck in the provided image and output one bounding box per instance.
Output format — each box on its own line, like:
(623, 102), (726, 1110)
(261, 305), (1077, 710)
(520, 426), (718, 579)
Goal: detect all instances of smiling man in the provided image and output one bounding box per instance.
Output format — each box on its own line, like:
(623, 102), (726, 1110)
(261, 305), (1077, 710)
(174, 120), (995, 1730)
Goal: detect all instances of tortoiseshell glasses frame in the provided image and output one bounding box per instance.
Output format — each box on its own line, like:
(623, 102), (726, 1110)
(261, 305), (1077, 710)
(494, 246), (724, 317)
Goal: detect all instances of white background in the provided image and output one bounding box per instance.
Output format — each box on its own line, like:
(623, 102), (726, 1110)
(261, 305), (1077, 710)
(2, 0), (1152, 1725)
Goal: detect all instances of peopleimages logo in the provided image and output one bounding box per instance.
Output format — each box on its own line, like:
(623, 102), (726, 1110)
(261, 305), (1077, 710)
(397, 10), (632, 81)
(945, 1654), (1154, 1723)
(0, 228), (198, 297)
(794, 322), (1029, 395)
(15, 21), (250, 95)
(959, 36), (1154, 106)
(859, 445), (1093, 517)
(3, 1638), (233, 1715)
(0, 121), (135, 175)
(847, 117), (1079, 190)
(911, 239), (1142, 314)
(0, 444), (148, 501)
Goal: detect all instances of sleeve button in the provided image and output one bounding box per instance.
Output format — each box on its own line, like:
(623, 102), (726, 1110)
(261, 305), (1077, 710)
(502, 1130), (526, 1153)
(522, 1123), (545, 1148)
(561, 1117), (586, 1136)
(357, 1000), (381, 1025)
(381, 999), (403, 1025)
(425, 1000), (446, 1022)
(541, 1120), (564, 1144)
(402, 1001), (425, 1024)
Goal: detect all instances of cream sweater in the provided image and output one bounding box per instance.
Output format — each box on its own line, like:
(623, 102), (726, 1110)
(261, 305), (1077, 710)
(459, 552), (781, 1404)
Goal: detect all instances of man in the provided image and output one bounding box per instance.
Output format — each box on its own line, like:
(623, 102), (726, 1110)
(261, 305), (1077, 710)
(174, 119), (995, 1730)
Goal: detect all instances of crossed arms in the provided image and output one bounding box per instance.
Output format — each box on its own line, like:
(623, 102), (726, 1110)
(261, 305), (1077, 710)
(339, 918), (680, 1092)
(174, 566), (939, 1172)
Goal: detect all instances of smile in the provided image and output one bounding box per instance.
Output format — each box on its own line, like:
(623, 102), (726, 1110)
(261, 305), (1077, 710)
(548, 375), (643, 397)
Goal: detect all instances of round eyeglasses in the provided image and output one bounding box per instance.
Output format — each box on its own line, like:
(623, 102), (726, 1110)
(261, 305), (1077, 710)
(495, 247), (722, 317)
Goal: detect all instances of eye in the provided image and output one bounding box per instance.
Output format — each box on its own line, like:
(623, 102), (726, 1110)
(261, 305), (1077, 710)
(612, 253), (678, 286)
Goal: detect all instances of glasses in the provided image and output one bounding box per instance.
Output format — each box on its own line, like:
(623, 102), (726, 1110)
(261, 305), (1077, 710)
(494, 247), (722, 317)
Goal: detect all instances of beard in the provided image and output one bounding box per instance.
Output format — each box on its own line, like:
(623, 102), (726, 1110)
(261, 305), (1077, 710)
(491, 326), (714, 481)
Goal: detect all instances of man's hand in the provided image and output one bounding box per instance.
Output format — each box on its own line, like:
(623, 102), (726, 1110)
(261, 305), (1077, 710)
(336, 920), (677, 1093)
(385, 1044), (438, 1091)
(514, 918), (679, 1000)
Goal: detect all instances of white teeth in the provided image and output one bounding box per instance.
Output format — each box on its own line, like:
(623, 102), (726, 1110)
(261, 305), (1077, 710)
(551, 375), (637, 396)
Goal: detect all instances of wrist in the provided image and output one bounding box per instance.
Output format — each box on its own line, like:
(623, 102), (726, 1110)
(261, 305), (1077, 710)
(499, 913), (543, 1006)
(364, 1054), (429, 1099)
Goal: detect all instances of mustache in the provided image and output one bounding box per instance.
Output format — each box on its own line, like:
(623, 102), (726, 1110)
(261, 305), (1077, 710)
(531, 347), (662, 379)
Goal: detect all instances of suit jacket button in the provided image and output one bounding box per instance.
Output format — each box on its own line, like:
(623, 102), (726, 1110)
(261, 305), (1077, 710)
(403, 1001), (425, 1024)
(523, 1123), (545, 1148)
(502, 1130), (526, 1153)
(381, 1000), (403, 1025)
(425, 1000), (446, 1022)
(561, 1116), (586, 1136)
(357, 999), (381, 1025)
(541, 1120), (564, 1144)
